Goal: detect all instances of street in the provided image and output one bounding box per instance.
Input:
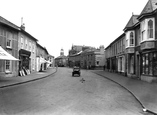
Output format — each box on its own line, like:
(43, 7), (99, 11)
(0, 67), (146, 115)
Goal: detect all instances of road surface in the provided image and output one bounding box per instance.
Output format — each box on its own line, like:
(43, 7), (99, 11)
(0, 67), (147, 115)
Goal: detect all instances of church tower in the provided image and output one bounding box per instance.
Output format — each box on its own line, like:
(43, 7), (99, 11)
(60, 48), (64, 56)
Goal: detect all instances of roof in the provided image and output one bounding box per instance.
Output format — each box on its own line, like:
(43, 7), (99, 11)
(0, 16), (19, 30)
(37, 42), (45, 50)
(105, 33), (125, 50)
(139, 0), (157, 18)
(55, 55), (67, 59)
(124, 15), (139, 31)
(20, 29), (38, 42)
(48, 54), (54, 58)
(37, 42), (49, 55)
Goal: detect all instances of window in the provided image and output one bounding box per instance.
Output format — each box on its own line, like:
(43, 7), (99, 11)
(141, 20), (146, 42)
(141, 30), (145, 41)
(141, 18), (154, 42)
(6, 39), (12, 48)
(130, 32), (134, 46)
(148, 19), (153, 38)
(97, 61), (99, 65)
(25, 39), (28, 50)
(29, 41), (32, 51)
(32, 44), (34, 52)
(142, 52), (157, 76)
(6, 32), (13, 48)
(6, 60), (11, 70)
(21, 37), (24, 49)
(5, 50), (12, 72)
(126, 39), (128, 47)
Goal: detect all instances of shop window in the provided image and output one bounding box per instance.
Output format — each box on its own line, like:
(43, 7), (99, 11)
(142, 52), (157, 76)
(149, 53), (153, 75)
(148, 19), (153, 39)
(153, 53), (157, 75)
(145, 54), (149, 75)
(142, 54), (145, 74)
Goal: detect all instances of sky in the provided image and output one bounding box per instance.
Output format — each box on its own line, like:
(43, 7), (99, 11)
(0, 0), (148, 58)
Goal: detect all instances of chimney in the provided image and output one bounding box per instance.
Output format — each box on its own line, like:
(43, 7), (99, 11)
(20, 17), (25, 30)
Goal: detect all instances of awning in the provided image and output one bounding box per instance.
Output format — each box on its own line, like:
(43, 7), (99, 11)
(0, 46), (19, 60)
(46, 60), (52, 64)
(40, 57), (46, 64)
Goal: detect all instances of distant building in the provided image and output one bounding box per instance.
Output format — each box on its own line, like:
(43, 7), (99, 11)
(55, 48), (67, 67)
(68, 45), (105, 69)
(81, 45), (105, 69)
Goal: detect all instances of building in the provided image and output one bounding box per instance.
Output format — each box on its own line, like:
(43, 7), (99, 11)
(105, 0), (157, 82)
(0, 16), (19, 77)
(81, 46), (105, 69)
(36, 43), (50, 72)
(68, 45), (95, 67)
(18, 24), (38, 76)
(124, 15), (139, 78)
(105, 33), (126, 74)
(55, 48), (67, 67)
(68, 45), (105, 69)
(137, 0), (157, 82)
(47, 54), (54, 67)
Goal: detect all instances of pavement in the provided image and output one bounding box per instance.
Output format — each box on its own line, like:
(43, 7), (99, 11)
(0, 67), (57, 88)
(91, 70), (157, 114)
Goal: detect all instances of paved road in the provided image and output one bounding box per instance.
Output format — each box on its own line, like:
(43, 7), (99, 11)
(0, 68), (146, 115)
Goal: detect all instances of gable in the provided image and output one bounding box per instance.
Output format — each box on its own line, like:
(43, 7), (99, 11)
(140, 0), (157, 15)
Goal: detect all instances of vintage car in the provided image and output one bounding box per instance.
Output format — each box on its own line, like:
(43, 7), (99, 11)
(72, 66), (81, 76)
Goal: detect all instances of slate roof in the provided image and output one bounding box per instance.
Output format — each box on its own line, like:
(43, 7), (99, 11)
(124, 15), (139, 31)
(0, 16), (19, 30)
(140, 0), (157, 16)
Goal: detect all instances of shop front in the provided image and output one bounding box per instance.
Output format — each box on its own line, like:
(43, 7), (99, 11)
(141, 51), (157, 82)
(140, 41), (157, 82)
(19, 49), (31, 76)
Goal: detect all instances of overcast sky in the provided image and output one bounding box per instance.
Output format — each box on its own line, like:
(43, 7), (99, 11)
(0, 0), (148, 58)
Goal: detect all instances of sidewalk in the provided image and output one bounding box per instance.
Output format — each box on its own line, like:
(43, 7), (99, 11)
(0, 67), (57, 88)
(91, 70), (157, 114)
